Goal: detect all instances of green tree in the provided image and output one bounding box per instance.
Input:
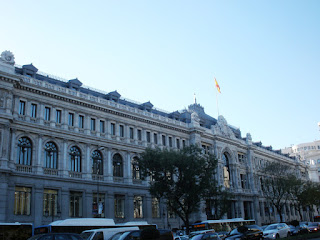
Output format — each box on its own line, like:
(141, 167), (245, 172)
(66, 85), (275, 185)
(138, 145), (218, 234)
(261, 162), (294, 222)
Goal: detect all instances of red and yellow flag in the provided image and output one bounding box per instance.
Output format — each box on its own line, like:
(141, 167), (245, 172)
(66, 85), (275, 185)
(215, 77), (221, 93)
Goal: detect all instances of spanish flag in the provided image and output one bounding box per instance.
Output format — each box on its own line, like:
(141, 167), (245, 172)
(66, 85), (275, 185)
(215, 77), (221, 93)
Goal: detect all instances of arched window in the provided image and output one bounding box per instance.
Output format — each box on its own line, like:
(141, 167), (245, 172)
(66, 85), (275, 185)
(92, 150), (103, 175)
(17, 137), (32, 165)
(44, 142), (58, 169)
(222, 153), (231, 188)
(132, 157), (140, 180)
(113, 153), (123, 177)
(70, 146), (81, 172)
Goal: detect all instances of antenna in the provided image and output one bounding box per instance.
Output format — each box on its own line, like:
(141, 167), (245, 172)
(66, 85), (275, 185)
(194, 93), (197, 104)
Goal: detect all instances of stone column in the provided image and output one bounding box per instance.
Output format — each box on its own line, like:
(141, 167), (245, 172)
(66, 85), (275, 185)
(61, 140), (68, 177)
(50, 106), (55, 127)
(145, 196), (152, 222)
(84, 144), (91, 179)
(106, 148), (113, 181)
(0, 174), (8, 222)
(39, 103), (44, 125)
(36, 134), (43, 174)
(126, 152), (132, 184)
(127, 193), (134, 222)
(62, 109), (68, 130)
(61, 188), (69, 220)
(74, 113), (79, 133)
(9, 129), (16, 168)
(106, 192), (115, 219)
(34, 185), (44, 227)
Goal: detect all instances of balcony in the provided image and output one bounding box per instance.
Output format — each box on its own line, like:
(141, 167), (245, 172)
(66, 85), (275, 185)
(92, 174), (104, 181)
(113, 176), (124, 183)
(16, 164), (32, 173)
(69, 171), (82, 179)
(43, 168), (59, 176)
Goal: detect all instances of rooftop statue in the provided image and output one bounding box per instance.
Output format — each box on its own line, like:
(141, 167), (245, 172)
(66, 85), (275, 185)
(1, 51), (15, 65)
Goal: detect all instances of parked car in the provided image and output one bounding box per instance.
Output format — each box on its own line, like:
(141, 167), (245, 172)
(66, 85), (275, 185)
(80, 227), (140, 240)
(174, 236), (189, 240)
(190, 232), (221, 240)
(263, 223), (290, 239)
(225, 225), (263, 240)
(28, 233), (84, 240)
(307, 222), (320, 232)
(189, 230), (215, 239)
(289, 223), (310, 236)
(113, 228), (174, 240)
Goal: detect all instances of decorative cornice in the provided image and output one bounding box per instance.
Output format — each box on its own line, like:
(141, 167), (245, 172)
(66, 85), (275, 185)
(15, 84), (190, 134)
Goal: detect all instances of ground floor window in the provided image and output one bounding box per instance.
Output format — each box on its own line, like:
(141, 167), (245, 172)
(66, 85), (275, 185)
(43, 189), (58, 217)
(134, 196), (143, 218)
(69, 191), (82, 217)
(14, 186), (31, 215)
(114, 194), (125, 218)
(92, 193), (105, 218)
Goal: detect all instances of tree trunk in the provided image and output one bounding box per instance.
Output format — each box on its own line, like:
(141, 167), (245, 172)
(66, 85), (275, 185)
(184, 216), (190, 235)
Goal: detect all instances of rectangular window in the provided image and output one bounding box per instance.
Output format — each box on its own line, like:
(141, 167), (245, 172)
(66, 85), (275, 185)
(176, 139), (180, 149)
(14, 186), (31, 215)
(114, 195), (125, 218)
(146, 132), (151, 143)
(119, 125), (124, 137)
(56, 110), (61, 123)
(79, 115), (84, 128)
(137, 129), (142, 141)
(129, 127), (134, 139)
(69, 191), (82, 217)
(111, 123), (116, 135)
(44, 107), (51, 121)
(91, 118), (96, 131)
(133, 196), (143, 218)
(19, 101), (25, 115)
(93, 193), (105, 218)
(162, 135), (166, 146)
(182, 140), (186, 148)
(240, 174), (246, 189)
(43, 189), (58, 217)
(154, 133), (158, 144)
(100, 120), (105, 133)
(31, 104), (37, 118)
(169, 137), (172, 147)
(152, 198), (160, 218)
(68, 113), (74, 126)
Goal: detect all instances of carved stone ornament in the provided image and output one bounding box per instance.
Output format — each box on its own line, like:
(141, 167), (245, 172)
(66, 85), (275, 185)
(246, 133), (252, 145)
(191, 112), (200, 124)
(212, 115), (236, 139)
(1, 50), (15, 65)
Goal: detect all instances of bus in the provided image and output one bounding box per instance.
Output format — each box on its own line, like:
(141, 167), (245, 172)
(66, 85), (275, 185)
(191, 218), (256, 233)
(34, 218), (155, 235)
(0, 222), (34, 240)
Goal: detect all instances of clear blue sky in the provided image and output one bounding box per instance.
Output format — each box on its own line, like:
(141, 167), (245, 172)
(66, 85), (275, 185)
(2, 0), (320, 149)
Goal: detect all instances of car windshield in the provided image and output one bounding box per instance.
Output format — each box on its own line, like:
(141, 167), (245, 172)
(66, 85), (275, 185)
(265, 225), (277, 230)
(230, 228), (240, 235)
(309, 223), (318, 227)
(191, 234), (204, 240)
(80, 232), (94, 240)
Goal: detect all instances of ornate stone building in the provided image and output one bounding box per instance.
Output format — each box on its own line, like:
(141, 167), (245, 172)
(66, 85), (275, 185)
(0, 50), (311, 228)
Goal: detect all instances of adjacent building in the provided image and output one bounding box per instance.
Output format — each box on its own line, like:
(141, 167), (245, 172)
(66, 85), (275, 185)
(0, 50), (312, 229)
(282, 140), (320, 182)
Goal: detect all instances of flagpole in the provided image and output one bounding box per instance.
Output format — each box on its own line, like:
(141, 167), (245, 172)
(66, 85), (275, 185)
(216, 88), (220, 117)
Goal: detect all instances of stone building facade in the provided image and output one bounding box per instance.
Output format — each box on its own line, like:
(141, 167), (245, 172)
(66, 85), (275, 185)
(0, 50), (311, 229)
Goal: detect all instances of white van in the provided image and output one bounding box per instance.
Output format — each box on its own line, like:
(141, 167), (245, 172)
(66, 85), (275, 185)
(80, 227), (140, 240)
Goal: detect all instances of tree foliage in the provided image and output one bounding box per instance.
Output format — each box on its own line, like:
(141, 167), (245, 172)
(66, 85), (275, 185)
(261, 162), (295, 222)
(138, 145), (218, 233)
